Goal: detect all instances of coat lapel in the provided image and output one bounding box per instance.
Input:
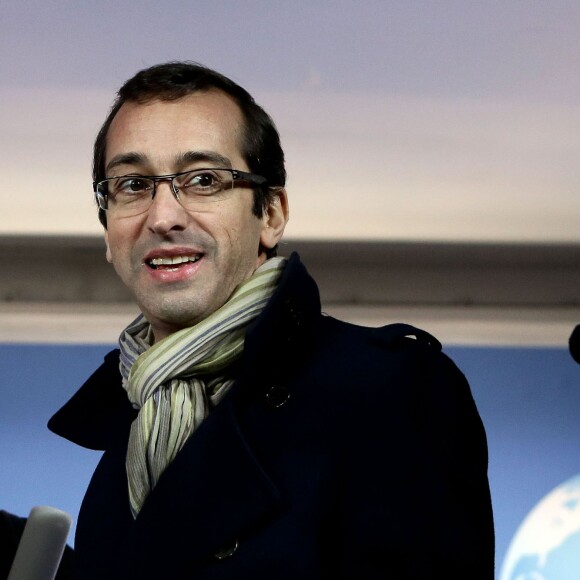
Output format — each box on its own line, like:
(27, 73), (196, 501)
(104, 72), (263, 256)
(127, 387), (282, 566)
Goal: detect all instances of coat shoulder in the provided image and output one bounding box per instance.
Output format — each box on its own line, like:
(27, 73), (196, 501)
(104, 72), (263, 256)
(313, 316), (471, 417)
(318, 316), (444, 368)
(369, 321), (442, 351)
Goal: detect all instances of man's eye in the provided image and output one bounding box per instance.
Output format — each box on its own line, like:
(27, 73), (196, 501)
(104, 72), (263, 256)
(192, 173), (215, 187)
(116, 178), (150, 194)
(183, 171), (221, 191)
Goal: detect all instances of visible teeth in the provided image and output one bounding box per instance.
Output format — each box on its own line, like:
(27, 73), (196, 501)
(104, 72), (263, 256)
(149, 255), (200, 267)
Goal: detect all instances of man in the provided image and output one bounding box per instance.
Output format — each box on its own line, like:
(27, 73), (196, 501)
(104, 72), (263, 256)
(49, 62), (494, 579)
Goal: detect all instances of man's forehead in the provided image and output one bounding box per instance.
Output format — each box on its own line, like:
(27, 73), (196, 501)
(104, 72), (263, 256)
(104, 91), (247, 170)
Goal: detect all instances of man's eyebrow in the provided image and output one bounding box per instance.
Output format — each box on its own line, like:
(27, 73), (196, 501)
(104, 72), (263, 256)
(177, 151), (233, 169)
(105, 151), (234, 176)
(105, 153), (147, 175)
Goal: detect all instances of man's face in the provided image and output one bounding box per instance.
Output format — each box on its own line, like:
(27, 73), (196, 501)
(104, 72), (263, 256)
(103, 90), (287, 341)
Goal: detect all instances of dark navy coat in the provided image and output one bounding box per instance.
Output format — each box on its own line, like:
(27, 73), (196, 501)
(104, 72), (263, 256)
(49, 253), (494, 579)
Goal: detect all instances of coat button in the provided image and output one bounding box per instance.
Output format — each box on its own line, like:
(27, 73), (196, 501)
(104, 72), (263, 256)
(266, 385), (290, 408)
(214, 538), (239, 560)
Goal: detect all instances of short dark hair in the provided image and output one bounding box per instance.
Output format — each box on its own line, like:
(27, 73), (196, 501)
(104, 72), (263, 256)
(93, 61), (286, 228)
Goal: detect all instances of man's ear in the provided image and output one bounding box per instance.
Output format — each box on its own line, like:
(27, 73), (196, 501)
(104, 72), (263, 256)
(260, 188), (289, 250)
(104, 231), (113, 263)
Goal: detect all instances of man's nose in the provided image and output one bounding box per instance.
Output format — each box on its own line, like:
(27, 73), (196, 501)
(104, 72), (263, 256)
(145, 181), (188, 234)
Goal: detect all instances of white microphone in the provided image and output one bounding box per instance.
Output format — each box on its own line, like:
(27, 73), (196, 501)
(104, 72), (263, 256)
(7, 506), (72, 580)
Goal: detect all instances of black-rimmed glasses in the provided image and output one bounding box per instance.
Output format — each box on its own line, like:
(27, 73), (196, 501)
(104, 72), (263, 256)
(94, 168), (267, 217)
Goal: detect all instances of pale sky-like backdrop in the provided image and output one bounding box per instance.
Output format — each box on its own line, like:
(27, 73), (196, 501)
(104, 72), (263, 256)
(1, 0), (579, 241)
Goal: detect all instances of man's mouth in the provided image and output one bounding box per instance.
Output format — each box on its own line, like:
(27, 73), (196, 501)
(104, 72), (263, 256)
(146, 255), (202, 270)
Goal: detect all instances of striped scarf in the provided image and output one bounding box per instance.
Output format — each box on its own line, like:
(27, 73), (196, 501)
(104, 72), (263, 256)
(119, 257), (286, 518)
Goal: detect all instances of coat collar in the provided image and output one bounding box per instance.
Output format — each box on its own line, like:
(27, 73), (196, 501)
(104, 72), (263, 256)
(48, 252), (321, 451)
(48, 348), (135, 450)
(240, 251), (321, 390)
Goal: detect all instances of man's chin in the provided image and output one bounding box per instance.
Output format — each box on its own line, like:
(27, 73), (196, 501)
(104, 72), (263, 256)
(138, 296), (228, 341)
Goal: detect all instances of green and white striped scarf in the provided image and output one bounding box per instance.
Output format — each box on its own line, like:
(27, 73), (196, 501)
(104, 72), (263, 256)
(119, 257), (286, 518)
